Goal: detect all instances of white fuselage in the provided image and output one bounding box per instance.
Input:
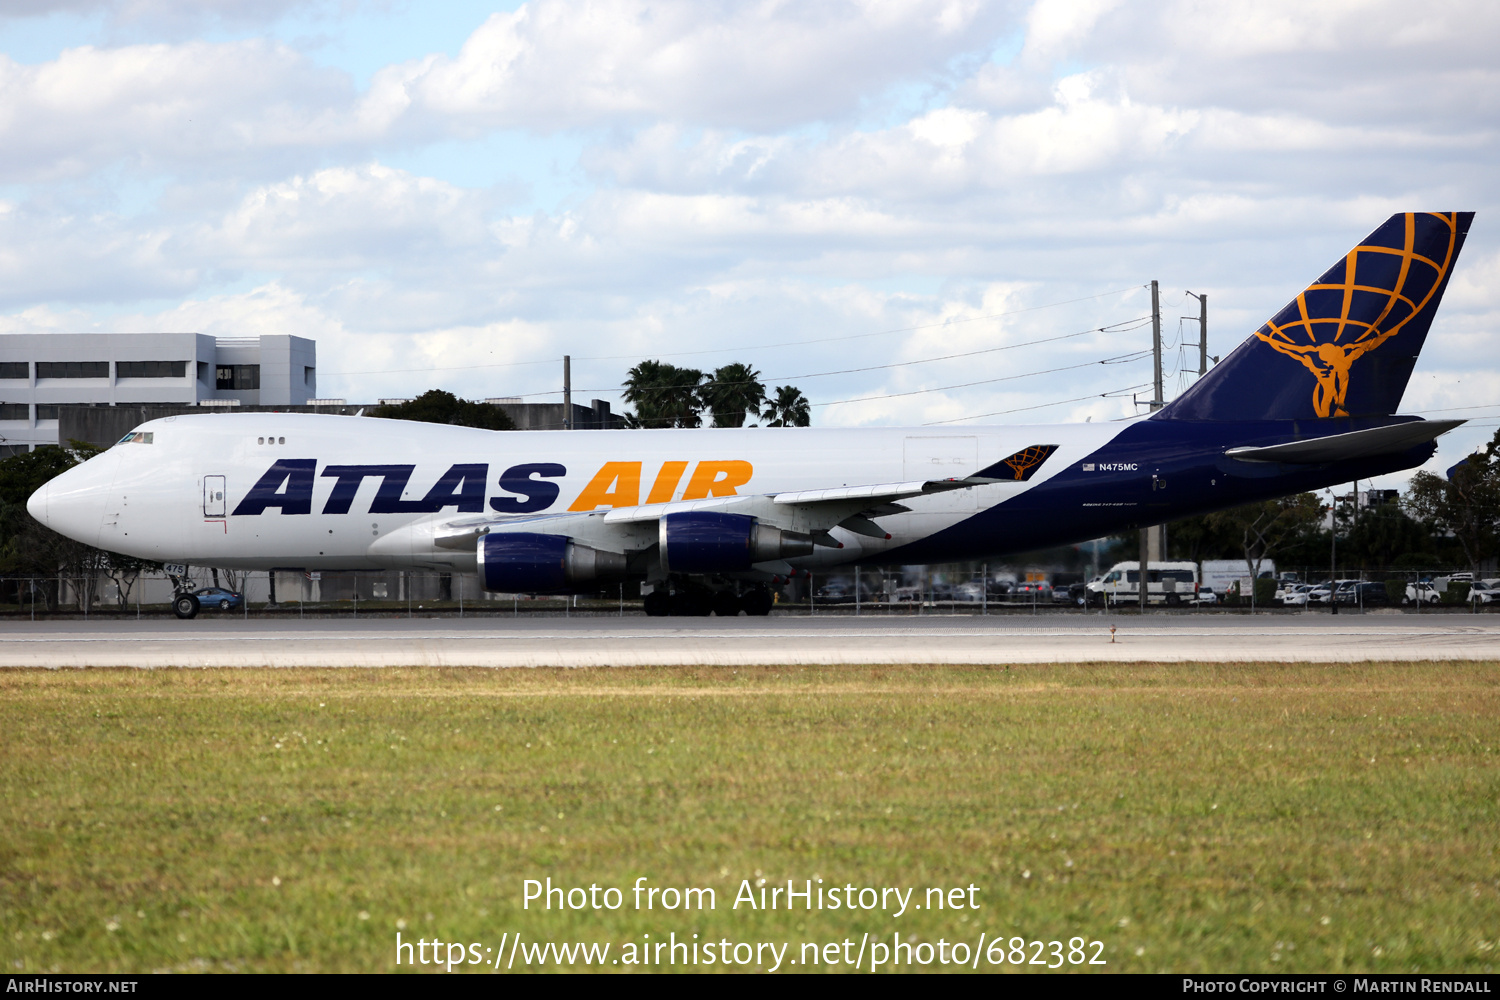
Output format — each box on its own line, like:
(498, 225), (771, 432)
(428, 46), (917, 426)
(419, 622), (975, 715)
(30, 412), (1127, 572)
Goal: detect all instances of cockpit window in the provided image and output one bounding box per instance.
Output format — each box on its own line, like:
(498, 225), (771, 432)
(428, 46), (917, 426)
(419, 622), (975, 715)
(116, 431), (154, 445)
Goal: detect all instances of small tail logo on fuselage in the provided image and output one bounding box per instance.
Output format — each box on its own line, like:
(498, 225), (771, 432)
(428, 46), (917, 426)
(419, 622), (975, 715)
(976, 444), (1059, 482)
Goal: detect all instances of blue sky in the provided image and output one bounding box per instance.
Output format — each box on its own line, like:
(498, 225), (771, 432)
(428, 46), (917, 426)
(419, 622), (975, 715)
(1, 0), (1497, 489)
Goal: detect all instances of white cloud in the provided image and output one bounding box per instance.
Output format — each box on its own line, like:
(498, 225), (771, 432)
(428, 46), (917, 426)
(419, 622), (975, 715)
(372, 0), (1011, 133)
(0, 40), (361, 182)
(0, 0), (1497, 481)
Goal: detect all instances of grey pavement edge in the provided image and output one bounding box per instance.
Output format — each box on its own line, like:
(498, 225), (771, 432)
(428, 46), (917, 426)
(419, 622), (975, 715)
(4, 615), (1500, 667)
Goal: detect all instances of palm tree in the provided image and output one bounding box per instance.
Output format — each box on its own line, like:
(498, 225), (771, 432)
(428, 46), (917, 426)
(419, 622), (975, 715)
(760, 385), (810, 427)
(622, 361), (705, 428)
(701, 362), (767, 428)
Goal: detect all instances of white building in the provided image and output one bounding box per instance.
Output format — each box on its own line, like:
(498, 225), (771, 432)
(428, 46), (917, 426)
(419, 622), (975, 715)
(0, 333), (315, 454)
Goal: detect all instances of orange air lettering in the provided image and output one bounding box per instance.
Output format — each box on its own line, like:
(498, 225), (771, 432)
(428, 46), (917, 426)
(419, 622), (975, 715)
(567, 462), (642, 510)
(681, 460), (753, 500)
(646, 461), (689, 504)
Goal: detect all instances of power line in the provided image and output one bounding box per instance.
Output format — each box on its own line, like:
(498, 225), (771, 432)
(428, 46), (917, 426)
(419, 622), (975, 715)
(811, 350), (1151, 409)
(317, 285), (1146, 378)
(922, 382), (1153, 425)
(504, 318), (1155, 400)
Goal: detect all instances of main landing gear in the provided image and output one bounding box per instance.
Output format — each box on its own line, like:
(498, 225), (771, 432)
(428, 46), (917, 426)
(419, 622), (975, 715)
(644, 584), (773, 617)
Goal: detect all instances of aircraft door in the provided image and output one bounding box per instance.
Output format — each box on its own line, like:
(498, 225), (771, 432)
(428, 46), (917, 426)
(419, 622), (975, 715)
(204, 475), (226, 518)
(904, 437), (978, 510)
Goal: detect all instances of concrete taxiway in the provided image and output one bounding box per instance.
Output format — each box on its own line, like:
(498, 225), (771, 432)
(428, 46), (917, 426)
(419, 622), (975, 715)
(3, 614), (1499, 667)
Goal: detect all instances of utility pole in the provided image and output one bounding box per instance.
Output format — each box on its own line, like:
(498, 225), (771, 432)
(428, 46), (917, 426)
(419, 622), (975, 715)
(1141, 280), (1165, 610)
(562, 355), (572, 430)
(1329, 488), (1338, 615)
(1186, 290), (1208, 375)
(1151, 280), (1164, 409)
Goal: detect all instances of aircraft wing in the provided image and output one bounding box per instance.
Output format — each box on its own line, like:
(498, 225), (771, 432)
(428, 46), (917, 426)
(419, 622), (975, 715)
(373, 475), (987, 560)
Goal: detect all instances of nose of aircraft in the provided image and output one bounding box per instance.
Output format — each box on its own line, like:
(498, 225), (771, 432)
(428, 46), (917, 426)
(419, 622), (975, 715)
(26, 478), (48, 523)
(26, 454), (114, 548)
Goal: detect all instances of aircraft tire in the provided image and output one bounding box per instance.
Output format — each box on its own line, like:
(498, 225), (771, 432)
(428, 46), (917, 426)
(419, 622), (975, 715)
(670, 593), (711, 617)
(711, 591), (741, 617)
(643, 591), (671, 617)
(173, 594), (200, 620)
(738, 589), (773, 617)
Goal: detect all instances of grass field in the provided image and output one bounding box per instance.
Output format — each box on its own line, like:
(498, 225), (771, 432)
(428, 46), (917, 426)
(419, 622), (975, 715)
(2, 663), (1498, 974)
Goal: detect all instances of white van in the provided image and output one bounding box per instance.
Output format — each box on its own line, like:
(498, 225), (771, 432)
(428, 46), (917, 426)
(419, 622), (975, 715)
(1087, 561), (1200, 606)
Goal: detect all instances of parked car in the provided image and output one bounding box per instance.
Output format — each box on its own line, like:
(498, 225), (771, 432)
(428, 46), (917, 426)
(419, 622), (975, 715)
(1469, 580), (1499, 605)
(815, 581), (851, 602)
(193, 586), (243, 611)
(1186, 586), (1218, 606)
(1015, 580), (1052, 600)
(1337, 582), (1390, 606)
(1308, 580), (1359, 605)
(953, 582), (986, 604)
(1281, 584), (1313, 607)
(1405, 582), (1442, 606)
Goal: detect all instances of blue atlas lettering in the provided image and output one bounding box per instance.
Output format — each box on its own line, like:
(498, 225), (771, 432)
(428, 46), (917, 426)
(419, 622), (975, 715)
(319, 464), (490, 514)
(320, 465), (414, 515)
(231, 459), (316, 516)
(419, 463), (489, 514)
(490, 463), (567, 513)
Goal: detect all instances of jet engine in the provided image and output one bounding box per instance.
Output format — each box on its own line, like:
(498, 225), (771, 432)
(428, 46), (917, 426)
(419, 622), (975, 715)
(660, 512), (814, 573)
(478, 532), (626, 593)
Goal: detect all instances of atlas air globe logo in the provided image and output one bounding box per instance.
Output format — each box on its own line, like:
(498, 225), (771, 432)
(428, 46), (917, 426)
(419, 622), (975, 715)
(1253, 212), (1460, 418)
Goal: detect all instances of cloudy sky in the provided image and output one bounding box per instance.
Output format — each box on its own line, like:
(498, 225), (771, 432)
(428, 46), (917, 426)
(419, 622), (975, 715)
(2, 0), (1496, 487)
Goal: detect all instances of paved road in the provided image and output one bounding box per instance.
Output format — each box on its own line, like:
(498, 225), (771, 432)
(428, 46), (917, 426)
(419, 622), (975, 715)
(4, 613), (1499, 667)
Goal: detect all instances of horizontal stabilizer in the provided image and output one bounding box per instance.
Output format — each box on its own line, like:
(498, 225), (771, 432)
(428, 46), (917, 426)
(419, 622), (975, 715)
(1223, 419), (1463, 464)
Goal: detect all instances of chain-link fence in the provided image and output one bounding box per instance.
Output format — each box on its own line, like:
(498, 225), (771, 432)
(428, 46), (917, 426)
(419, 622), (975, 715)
(2, 565), (1494, 618)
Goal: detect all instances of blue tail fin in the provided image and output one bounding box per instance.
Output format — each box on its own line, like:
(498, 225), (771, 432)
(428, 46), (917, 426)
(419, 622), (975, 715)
(1159, 212), (1473, 421)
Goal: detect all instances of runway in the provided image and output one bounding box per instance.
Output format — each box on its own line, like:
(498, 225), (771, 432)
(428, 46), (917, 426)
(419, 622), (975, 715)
(4, 613), (1500, 667)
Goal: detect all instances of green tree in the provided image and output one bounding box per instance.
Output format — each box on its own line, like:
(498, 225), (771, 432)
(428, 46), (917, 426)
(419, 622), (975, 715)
(0, 441), (108, 610)
(760, 385), (811, 427)
(1205, 493), (1324, 607)
(1343, 496), (1433, 570)
(101, 551), (162, 608)
(1164, 512), (1245, 563)
(621, 361), (705, 428)
(370, 390), (515, 430)
(1405, 429), (1500, 577)
(700, 363), (767, 428)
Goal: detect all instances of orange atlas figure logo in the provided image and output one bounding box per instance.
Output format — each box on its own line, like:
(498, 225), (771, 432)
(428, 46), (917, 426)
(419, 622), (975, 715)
(997, 444), (1059, 481)
(1253, 212), (1460, 418)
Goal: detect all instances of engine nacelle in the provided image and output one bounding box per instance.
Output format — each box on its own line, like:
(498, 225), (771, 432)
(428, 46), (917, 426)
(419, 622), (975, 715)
(660, 512), (814, 573)
(478, 532), (626, 593)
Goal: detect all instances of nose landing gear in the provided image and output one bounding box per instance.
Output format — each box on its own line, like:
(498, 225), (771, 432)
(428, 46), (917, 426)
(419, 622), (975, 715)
(167, 569), (200, 620)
